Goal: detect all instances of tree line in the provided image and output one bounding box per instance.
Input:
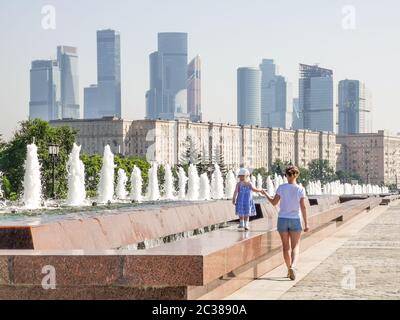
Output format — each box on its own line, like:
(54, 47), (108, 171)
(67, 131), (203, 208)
(0, 119), (365, 201)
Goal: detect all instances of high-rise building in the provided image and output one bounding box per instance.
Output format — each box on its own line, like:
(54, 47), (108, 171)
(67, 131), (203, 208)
(292, 98), (301, 129)
(338, 79), (372, 134)
(84, 29), (121, 119)
(298, 64), (335, 132)
(57, 46), (80, 119)
(237, 67), (261, 126)
(29, 60), (61, 121)
(146, 32), (190, 120)
(187, 55), (202, 122)
(259, 59), (292, 129)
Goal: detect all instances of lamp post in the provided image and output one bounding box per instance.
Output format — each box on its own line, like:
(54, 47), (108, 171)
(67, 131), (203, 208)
(48, 143), (60, 199)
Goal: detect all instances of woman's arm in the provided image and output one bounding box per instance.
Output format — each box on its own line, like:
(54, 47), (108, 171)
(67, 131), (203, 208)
(300, 197), (309, 232)
(263, 190), (280, 206)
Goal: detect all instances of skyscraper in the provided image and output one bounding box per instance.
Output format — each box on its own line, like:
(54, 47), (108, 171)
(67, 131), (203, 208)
(338, 79), (372, 134)
(57, 46), (80, 119)
(237, 67), (261, 126)
(84, 29), (121, 119)
(259, 59), (292, 129)
(298, 64), (335, 132)
(187, 55), (202, 122)
(29, 60), (61, 121)
(146, 32), (189, 120)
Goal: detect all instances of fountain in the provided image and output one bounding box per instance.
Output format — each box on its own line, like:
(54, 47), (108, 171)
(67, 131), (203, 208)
(211, 163), (224, 200)
(199, 173), (211, 200)
(224, 170), (237, 199)
(178, 167), (187, 200)
(66, 143), (86, 206)
(163, 164), (175, 200)
(250, 175), (256, 187)
(187, 164), (200, 201)
(116, 168), (128, 200)
(23, 143), (42, 209)
(266, 176), (275, 196)
(273, 173), (280, 191)
(146, 162), (160, 201)
(0, 171), (4, 199)
(97, 145), (115, 203)
(130, 165), (142, 202)
(256, 174), (263, 190)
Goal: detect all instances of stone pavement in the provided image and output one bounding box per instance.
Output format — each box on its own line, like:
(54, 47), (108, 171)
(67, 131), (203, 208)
(226, 201), (400, 300)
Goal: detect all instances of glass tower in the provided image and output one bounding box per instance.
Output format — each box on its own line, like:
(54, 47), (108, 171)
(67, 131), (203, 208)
(29, 60), (61, 121)
(237, 67), (261, 126)
(259, 59), (292, 129)
(57, 46), (80, 119)
(298, 64), (335, 132)
(187, 55), (202, 122)
(84, 29), (121, 119)
(338, 79), (372, 134)
(146, 32), (189, 120)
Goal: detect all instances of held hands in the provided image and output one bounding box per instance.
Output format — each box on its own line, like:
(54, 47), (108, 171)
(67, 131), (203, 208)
(261, 189), (269, 197)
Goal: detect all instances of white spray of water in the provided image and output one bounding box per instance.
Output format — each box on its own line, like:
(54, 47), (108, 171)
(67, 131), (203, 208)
(256, 174), (263, 189)
(225, 170), (237, 199)
(266, 176), (275, 196)
(97, 145), (115, 203)
(211, 163), (224, 199)
(187, 164), (200, 201)
(199, 173), (211, 200)
(66, 143), (86, 206)
(146, 162), (160, 201)
(251, 175), (256, 186)
(178, 167), (188, 200)
(130, 165), (142, 202)
(116, 168), (128, 200)
(163, 164), (175, 200)
(0, 171), (3, 199)
(23, 143), (42, 209)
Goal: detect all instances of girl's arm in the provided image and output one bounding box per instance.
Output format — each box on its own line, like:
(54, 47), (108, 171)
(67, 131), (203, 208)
(232, 182), (239, 205)
(262, 190), (280, 206)
(250, 183), (263, 193)
(300, 197), (309, 232)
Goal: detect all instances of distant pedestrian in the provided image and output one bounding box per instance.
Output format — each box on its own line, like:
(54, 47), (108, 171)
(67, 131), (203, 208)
(263, 165), (310, 280)
(232, 168), (264, 231)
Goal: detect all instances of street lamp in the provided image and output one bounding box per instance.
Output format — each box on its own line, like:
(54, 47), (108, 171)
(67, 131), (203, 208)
(48, 143), (60, 199)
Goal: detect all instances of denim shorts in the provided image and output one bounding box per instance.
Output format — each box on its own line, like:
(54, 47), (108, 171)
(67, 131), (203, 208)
(277, 217), (303, 233)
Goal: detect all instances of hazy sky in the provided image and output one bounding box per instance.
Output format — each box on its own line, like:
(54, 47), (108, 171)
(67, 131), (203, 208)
(1, 0), (399, 139)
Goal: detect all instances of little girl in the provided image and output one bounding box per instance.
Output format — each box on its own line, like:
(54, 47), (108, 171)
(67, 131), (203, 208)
(232, 168), (264, 230)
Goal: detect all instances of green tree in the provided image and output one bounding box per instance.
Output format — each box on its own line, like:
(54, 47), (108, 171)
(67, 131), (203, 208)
(0, 119), (77, 199)
(297, 167), (311, 186)
(308, 159), (336, 184)
(212, 147), (227, 176)
(82, 154), (150, 198)
(269, 159), (290, 176)
(180, 136), (201, 165)
(251, 167), (269, 188)
(336, 170), (364, 184)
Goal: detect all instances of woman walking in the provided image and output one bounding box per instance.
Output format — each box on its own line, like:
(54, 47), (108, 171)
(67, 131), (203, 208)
(263, 165), (309, 280)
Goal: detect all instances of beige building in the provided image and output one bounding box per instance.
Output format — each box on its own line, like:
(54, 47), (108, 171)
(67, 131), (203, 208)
(51, 117), (337, 171)
(337, 130), (400, 186)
